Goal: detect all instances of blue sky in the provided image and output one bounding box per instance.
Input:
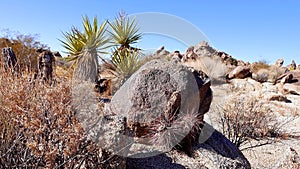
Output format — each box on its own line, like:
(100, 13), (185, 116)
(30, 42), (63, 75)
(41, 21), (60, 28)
(0, 0), (299, 65)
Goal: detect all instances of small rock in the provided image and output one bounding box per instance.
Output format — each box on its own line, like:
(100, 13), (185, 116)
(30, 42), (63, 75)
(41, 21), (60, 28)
(275, 58), (284, 67)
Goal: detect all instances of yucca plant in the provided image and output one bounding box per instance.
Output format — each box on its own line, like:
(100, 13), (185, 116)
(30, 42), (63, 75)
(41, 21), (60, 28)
(59, 16), (110, 82)
(110, 48), (143, 80)
(105, 13), (143, 86)
(109, 13), (142, 50)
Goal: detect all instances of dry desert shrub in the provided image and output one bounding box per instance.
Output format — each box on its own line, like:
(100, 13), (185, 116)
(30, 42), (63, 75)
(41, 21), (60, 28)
(251, 61), (286, 83)
(0, 64), (119, 168)
(216, 92), (287, 148)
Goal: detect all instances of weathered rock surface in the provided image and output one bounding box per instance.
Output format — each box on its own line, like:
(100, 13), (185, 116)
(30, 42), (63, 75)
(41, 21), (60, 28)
(277, 73), (294, 84)
(126, 129), (251, 169)
(1, 47), (18, 72)
(170, 50), (183, 62)
(264, 93), (291, 102)
(277, 71), (300, 95)
(230, 78), (262, 91)
(227, 66), (251, 79)
(272, 147), (300, 169)
(275, 58), (284, 67)
(183, 46), (198, 61)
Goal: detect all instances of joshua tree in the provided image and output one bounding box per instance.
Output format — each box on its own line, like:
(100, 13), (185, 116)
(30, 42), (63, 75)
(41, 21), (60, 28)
(60, 16), (109, 82)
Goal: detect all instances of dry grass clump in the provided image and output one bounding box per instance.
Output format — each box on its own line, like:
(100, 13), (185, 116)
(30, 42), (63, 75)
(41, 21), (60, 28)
(251, 60), (270, 72)
(217, 92), (287, 148)
(0, 65), (119, 168)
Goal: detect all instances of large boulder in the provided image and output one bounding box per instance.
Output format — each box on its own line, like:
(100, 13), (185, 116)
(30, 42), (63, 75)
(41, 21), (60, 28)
(110, 59), (212, 156)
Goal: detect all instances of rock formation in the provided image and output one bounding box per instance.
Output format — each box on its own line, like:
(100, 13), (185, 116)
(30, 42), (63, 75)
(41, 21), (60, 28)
(37, 48), (55, 84)
(1, 47), (18, 73)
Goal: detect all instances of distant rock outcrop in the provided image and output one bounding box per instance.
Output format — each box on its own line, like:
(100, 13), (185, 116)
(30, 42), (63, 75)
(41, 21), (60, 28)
(182, 41), (238, 67)
(182, 41), (217, 61)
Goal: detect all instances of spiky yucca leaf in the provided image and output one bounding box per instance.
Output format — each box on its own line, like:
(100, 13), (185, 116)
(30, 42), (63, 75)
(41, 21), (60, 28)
(81, 16), (110, 53)
(109, 14), (142, 48)
(111, 48), (143, 80)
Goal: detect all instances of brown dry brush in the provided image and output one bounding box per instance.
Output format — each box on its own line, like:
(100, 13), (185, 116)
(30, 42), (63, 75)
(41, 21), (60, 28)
(0, 65), (117, 168)
(217, 93), (288, 148)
